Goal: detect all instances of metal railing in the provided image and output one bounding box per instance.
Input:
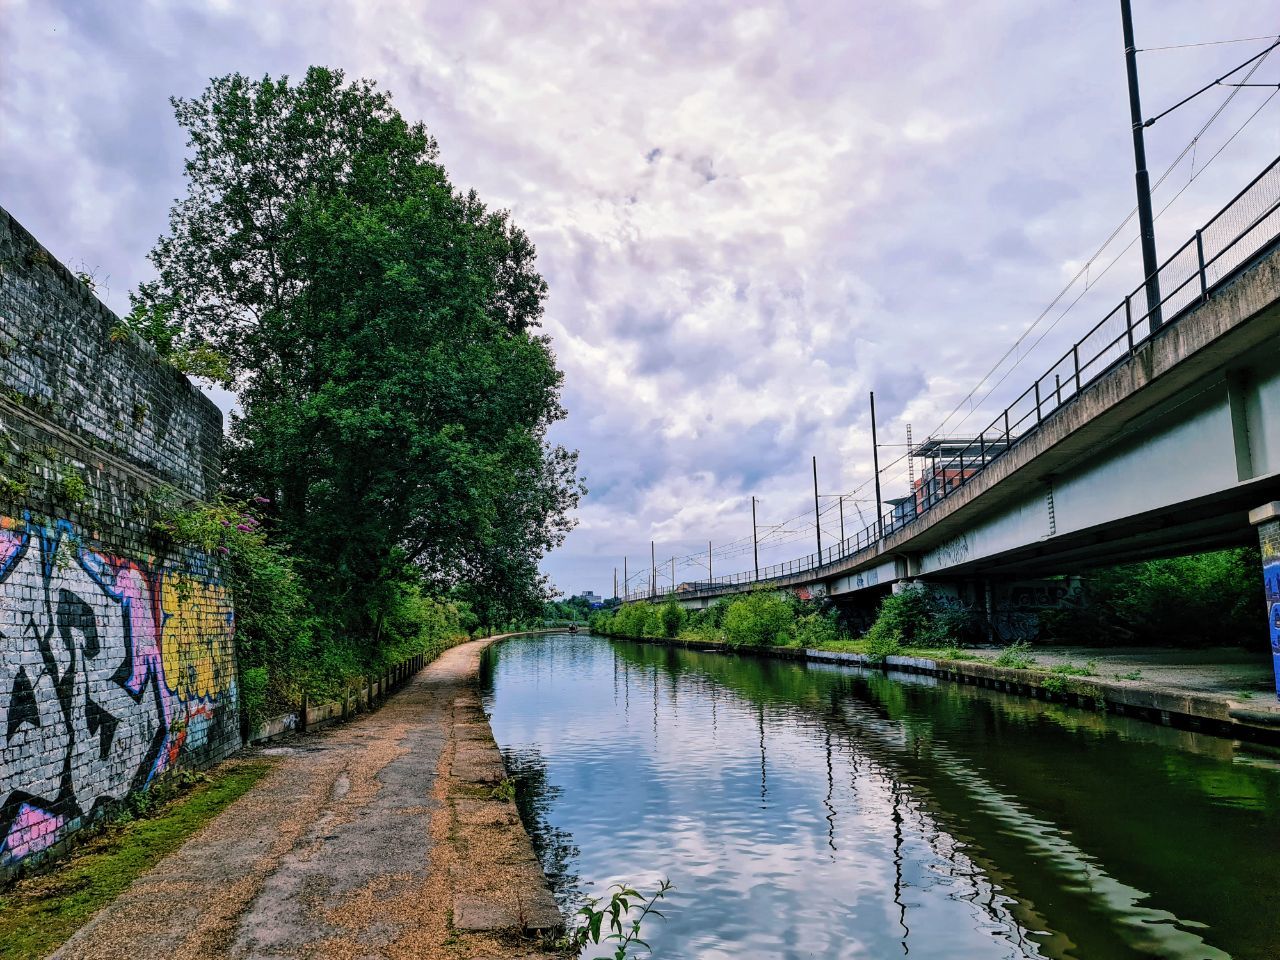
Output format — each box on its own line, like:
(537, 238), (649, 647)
(624, 155), (1280, 604)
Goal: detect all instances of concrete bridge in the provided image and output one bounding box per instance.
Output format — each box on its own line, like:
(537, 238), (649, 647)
(628, 156), (1280, 688)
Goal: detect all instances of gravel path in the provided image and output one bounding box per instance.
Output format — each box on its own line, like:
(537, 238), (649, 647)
(52, 637), (559, 960)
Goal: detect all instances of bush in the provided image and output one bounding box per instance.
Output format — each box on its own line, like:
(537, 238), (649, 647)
(593, 602), (665, 639)
(659, 600), (684, 638)
(794, 610), (841, 648)
(239, 666), (269, 728)
(1042, 547), (1263, 647)
(864, 623), (903, 663)
(863, 585), (983, 650)
(722, 591), (794, 647)
(994, 640), (1035, 669)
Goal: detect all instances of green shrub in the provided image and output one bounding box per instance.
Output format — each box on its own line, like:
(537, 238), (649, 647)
(659, 600), (684, 638)
(1042, 547), (1263, 647)
(864, 623), (903, 663)
(722, 591), (794, 647)
(994, 640), (1035, 669)
(239, 666), (269, 727)
(862, 585), (984, 650)
(794, 610), (841, 648)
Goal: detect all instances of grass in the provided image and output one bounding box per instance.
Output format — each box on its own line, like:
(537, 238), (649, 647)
(1049, 660), (1098, 677)
(1114, 669), (1144, 681)
(0, 759), (273, 960)
(809, 638), (988, 662)
(993, 641), (1036, 670)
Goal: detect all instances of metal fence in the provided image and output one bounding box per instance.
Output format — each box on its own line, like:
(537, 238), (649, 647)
(625, 155), (1280, 604)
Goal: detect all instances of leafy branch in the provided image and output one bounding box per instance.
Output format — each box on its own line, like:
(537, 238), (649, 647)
(566, 879), (674, 959)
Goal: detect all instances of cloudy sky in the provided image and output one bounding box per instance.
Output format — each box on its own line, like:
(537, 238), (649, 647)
(4, 1), (1278, 598)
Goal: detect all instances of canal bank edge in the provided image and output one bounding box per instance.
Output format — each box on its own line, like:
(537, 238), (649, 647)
(438, 632), (564, 941)
(41, 631), (566, 960)
(599, 632), (1280, 745)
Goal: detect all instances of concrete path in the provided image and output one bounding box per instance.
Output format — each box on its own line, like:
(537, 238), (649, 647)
(996, 645), (1274, 702)
(53, 637), (560, 960)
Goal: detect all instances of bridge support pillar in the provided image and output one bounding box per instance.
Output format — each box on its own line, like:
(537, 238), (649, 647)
(1248, 502), (1280, 700)
(983, 579), (996, 644)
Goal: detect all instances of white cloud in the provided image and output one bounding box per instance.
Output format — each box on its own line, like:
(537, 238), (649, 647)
(3, 0), (1277, 596)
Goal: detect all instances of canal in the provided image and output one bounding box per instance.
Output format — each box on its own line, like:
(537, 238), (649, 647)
(480, 632), (1280, 959)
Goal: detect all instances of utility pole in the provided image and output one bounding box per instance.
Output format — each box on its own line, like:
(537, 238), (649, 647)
(708, 540), (713, 582)
(614, 567), (618, 600)
(839, 495), (845, 544)
(670, 556), (676, 595)
(650, 541), (656, 598)
(1120, 0), (1162, 331)
(906, 424), (914, 489)
(751, 496), (760, 579)
(812, 455), (823, 561)
(624, 556), (628, 598)
(870, 391), (884, 538)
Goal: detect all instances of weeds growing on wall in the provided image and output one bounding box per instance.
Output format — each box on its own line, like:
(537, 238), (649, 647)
(152, 493), (478, 724)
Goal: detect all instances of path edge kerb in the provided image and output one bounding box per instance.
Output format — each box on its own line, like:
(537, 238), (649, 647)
(441, 629), (565, 937)
(603, 632), (1280, 745)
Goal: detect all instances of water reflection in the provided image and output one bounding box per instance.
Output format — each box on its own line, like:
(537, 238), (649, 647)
(481, 634), (1280, 959)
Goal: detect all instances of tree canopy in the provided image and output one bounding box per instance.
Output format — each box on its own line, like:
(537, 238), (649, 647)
(132, 66), (583, 640)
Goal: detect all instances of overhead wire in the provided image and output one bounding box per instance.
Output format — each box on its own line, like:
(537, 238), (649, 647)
(923, 41), (1276, 443)
(1139, 35), (1280, 52)
(625, 35), (1280, 592)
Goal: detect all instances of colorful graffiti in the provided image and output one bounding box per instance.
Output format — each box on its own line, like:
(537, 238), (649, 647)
(0, 515), (237, 865)
(1261, 530), (1280, 698)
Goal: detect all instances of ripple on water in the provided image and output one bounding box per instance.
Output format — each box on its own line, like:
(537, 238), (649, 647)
(483, 634), (1280, 960)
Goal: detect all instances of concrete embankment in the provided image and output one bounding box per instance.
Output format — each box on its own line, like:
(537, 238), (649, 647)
(607, 633), (1280, 745)
(52, 633), (562, 960)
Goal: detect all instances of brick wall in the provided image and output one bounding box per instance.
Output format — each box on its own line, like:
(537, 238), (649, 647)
(0, 206), (239, 881)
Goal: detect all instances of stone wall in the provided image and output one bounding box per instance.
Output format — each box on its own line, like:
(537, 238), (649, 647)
(0, 206), (239, 881)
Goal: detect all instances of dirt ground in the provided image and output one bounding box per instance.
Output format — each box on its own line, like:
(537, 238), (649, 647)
(51, 637), (561, 960)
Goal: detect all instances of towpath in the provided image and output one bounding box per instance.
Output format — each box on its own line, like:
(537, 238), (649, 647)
(53, 637), (560, 960)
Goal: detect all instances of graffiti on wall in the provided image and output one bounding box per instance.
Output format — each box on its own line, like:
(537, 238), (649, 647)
(1261, 528), (1280, 697)
(991, 580), (1084, 642)
(0, 515), (236, 864)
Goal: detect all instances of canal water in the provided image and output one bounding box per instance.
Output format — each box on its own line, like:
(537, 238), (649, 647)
(480, 633), (1280, 959)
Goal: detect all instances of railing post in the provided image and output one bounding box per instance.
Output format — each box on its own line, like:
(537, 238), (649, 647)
(1196, 229), (1208, 301)
(1004, 409), (1011, 447)
(1034, 380), (1042, 423)
(979, 432), (986, 465)
(1073, 344), (1081, 395)
(300, 691), (309, 734)
(1125, 295), (1135, 357)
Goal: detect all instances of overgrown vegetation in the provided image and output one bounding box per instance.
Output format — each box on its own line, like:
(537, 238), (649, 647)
(122, 68), (583, 721)
(0, 761), (272, 960)
(590, 547), (1264, 666)
(589, 583), (982, 656)
(994, 641), (1036, 669)
(153, 492), (480, 722)
(1041, 547), (1262, 647)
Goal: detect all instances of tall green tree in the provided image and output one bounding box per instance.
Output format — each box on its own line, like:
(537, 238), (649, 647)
(132, 67), (583, 639)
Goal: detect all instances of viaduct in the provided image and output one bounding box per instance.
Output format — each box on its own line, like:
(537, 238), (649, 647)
(630, 156), (1280, 694)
